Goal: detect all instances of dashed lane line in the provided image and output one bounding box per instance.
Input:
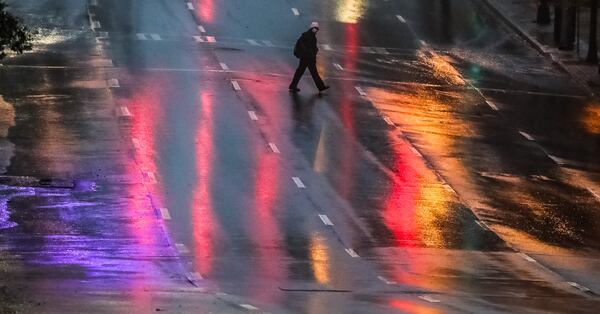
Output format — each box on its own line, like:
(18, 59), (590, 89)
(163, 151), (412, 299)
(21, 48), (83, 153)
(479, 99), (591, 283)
(150, 34), (162, 41)
(548, 154), (566, 165)
(319, 214), (334, 226)
(118, 106), (132, 118)
(198, 25), (206, 33)
(588, 188), (600, 201)
(361, 46), (375, 54)
(345, 248), (359, 257)
(159, 208), (172, 220)
(292, 8), (300, 16)
(322, 44), (333, 51)
(419, 295), (441, 303)
(262, 40), (275, 47)
(410, 146), (423, 157)
(247, 39), (260, 46)
(396, 15), (406, 23)
(206, 36), (216, 43)
(240, 304), (259, 310)
(518, 253), (536, 263)
(486, 100), (500, 111)
(475, 220), (489, 231)
(419, 39), (427, 46)
(91, 20), (101, 30)
(377, 276), (397, 285)
(219, 62), (229, 70)
(374, 47), (390, 55)
(355, 86), (367, 96)
(107, 78), (120, 88)
(193, 36), (204, 43)
(383, 116), (394, 126)
(519, 131), (535, 141)
(268, 143), (280, 154)
(292, 177), (306, 189)
(333, 63), (344, 70)
(567, 282), (592, 293)
(231, 80), (242, 91)
(176, 243), (190, 254)
(187, 2), (194, 10)
(136, 33), (148, 40)
(248, 111), (258, 120)
(144, 171), (157, 184)
(132, 138), (141, 150)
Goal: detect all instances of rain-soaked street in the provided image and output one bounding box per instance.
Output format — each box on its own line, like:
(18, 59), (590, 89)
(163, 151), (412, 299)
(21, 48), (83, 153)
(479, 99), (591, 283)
(1, 0), (600, 312)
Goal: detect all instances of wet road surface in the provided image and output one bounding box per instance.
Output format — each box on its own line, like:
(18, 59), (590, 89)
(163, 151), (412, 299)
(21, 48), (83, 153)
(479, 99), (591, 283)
(1, 0), (600, 312)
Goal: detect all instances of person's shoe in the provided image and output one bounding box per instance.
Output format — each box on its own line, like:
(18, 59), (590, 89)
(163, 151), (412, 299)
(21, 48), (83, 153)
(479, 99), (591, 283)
(289, 87), (300, 92)
(318, 86), (330, 93)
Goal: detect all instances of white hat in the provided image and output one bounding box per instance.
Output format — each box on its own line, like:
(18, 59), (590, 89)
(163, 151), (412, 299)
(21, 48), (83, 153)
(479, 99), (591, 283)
(310, 21), (320, 29)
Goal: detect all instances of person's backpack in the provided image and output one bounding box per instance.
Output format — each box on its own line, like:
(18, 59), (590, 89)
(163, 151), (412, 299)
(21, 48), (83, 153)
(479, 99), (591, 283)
(293, 35), (302, 58)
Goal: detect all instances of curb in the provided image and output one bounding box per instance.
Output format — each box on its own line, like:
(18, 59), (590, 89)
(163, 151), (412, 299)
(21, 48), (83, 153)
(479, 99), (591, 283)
(481, 0), (595, 96)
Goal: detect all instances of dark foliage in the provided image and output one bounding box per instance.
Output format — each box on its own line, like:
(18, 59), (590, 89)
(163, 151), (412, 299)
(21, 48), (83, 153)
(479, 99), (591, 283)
(0, 1), (33, 60)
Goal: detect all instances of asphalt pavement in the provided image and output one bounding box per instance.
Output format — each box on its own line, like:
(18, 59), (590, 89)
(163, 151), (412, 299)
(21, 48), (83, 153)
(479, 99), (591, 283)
(1, 0), (600, 313)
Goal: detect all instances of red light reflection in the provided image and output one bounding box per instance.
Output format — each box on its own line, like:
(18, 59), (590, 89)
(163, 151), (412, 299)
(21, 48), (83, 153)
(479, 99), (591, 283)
(195, 0), (214, 24)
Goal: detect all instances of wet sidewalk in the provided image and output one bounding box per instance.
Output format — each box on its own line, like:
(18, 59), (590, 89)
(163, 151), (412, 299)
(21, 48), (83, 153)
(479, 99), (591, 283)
(485, 0), (600, 96)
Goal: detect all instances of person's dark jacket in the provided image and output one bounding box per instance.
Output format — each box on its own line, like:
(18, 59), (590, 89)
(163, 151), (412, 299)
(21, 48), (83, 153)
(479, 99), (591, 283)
(293, 29), (318, 60)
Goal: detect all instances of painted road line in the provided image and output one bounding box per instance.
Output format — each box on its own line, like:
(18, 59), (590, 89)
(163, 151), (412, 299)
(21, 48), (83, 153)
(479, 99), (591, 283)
(220, 63), (229, 70)
(419, 40), (427, 46)
(486, 100), (499, 111)
(263, 40), (275, 47)
(374, 47), (390, 55)
(377, 276), (397, 285)
(355, 86), (367, 96)
(136, 33), (148, 40)
(97, 31), (109, 38)
(247, 39), (260, 46)
(475, 220), (489, 230)
(588, 188), (600, 201)
(132, 138), (141, 150)
(108, 78), (120, 88)
(231, 80), (242, 91)
(383, 116), (394, 126)
(292, 177), (306, 189)
(361, 46), (375, 54)
(159, 208), (172, 220)
(206, 36), (216, 43)
(548, 154), (566, 165)
(568, 282), (592, 293)
(443, 184), (456, 194)
(333, 63), (344, 70)
(187, 2), (194, 10)
(118, 106), (132, 118)
(292, 8), (300, 16)
(91, 20), (101, 30)
(150, 34), (162, 41)
(319, 214), (334, 226)
(198, 25), (206, 33)
(248, 111), (258, 120)
(269, 143), (280, 154)
(144, 171), (157, 184)
(322, 44), (333, 51)
(518, 253), (536, 263)
(519, 131), (535, 141)
(176, 243), (190, 254)
(410, 146), (423, 157)
(396, 15), (406, 23)
(419, 296), (441, 303)
(240, 304), (258, 310)
(193, 36), (204, 43)
(345, 248), (359, 257)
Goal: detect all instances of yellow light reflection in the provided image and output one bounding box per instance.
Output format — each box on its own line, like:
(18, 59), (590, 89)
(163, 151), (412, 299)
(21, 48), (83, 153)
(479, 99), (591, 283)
(581, 104), (600, 134)
(336, 0), (367, 24)
(0, 96), (15, 137)
(309, 234), (330, 284)
(417, 50), (465, 86)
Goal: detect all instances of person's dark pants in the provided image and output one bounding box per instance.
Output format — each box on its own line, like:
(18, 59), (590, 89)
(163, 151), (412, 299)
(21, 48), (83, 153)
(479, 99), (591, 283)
(289, 58), (325, 90)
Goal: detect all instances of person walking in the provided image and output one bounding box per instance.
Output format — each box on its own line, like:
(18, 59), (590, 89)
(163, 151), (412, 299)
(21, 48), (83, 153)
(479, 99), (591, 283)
(289, 22), (330, 93)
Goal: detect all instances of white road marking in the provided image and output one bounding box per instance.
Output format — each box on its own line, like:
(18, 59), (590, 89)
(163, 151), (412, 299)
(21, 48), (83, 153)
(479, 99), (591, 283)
(231, 80), (242, 91)
(247, 39), (260, 46)
(319, 214), (334, 226)
(548, 154), (566, 165)
(187, 2), (194, 10)
(486, 100), (499, 111)
(118, 106), (132, 118)
(322, 44), (333, 51)
(443, 184), (456, 194)
(419, 40), (427, 46)
(567, 282), (592, 292)
(187, 272), (203, 280)
(333, 63), (344, 70)
(519, 131), (535, 141)
(132, 138), (141, 150)
(355, 86), (367, 96)
(292, 8), (300, 16)
(292, 177), (306, 188)
(396, 15), (406, 23)
(240, 304), (258, 310)
(268, 143), (280, 154)
(206, 36), (216, 43)
(518, 253), (536, 262)
(144, 171), (157, 184)
(410, 146), (423, 157)
(377, 276), (397, 285)
(97, 31), (109, 38)
(150, 34), (162, 41)
(419, 295), (441, 303)
(107, 78), (120, 88)
(198, 25), (206, 33)
(374, 47), (390, 55)
(588, 188), (600, 201)
(345, 248), (359, 257)
(248, 111), (258, 120)
(475, 220), (489, 230)
(193, 36), (204, 43)
(176, 243), (190, 254)
(160, 208), (172, 220)
(220, 62), (229, 70)
(262, 40), (275, 47)
(361, 46), (375, 54)
(136, 33), (148, 40)
(383, 116), (394, 126)
(91, 20), (101, 30)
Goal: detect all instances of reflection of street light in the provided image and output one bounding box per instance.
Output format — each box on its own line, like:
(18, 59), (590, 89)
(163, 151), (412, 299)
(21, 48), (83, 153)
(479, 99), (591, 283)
(335, 0), (367, 23)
